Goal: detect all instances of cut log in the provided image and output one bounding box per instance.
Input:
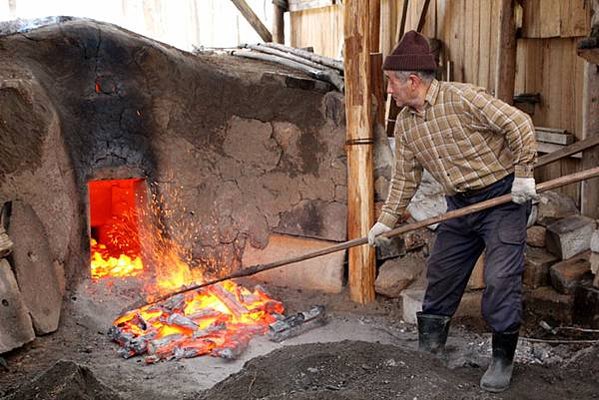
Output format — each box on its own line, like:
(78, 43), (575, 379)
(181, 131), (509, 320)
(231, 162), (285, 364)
(232, 50), (344, 91)
(245, 43), (327, 70)
(268, 305), (327, 342)
(262, 42), (344, 71)
(207, 283), (249, 317)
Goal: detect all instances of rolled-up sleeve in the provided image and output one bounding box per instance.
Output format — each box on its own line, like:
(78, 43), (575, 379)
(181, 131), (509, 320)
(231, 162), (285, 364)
(463, 89), (537, 178)
(379, 120), (422, 228)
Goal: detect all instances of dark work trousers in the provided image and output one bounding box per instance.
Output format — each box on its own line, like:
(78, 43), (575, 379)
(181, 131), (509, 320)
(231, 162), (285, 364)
(422, 174), (531, 333)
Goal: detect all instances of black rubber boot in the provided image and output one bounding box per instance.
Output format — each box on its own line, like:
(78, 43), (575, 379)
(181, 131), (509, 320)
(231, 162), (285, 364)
(480, 331), (519, 393)
(416, 312), (451, 354)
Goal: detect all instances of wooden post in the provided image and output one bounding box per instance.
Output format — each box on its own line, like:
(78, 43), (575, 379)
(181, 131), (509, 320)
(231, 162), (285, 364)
(371, 54), (385, 126)
(369, 1), (385, 125)
(343, 0), (376, 304)
(494, 0), (517, 103)
(272, 0), (285, 44)
(230, 0), (273, 43)
(578, 0), (599, 218)
(581, 63), (599, 218)
(369, 0), (381, 52)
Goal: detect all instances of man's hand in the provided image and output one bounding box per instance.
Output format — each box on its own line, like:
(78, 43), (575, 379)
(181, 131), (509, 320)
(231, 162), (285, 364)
(368, 222), (393, 247)
(511, 177), (537, 204)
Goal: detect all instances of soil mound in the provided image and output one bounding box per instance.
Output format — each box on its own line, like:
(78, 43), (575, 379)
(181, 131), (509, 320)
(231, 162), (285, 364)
(199, 340), (487, 400)
(1, 360), (122, 400)
(199, 340), (599, 400)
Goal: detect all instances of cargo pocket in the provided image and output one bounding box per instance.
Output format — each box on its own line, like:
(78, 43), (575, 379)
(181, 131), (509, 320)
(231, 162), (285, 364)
(497, 203), (528, 245)
(493, 204), (528, 278)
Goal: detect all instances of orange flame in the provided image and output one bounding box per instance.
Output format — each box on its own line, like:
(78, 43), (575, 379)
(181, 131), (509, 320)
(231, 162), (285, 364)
(90, 238), (144, 279)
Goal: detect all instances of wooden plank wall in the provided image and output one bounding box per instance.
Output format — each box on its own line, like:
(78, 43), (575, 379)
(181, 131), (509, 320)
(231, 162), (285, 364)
(289, 0), (591, 205)
(290, 5), (345, 57)
(515, 0), (590, 203)
(516, 38), (587, 201)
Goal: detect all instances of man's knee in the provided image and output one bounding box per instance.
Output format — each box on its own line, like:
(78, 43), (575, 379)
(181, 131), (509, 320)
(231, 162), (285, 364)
(481, 278), (522, 332)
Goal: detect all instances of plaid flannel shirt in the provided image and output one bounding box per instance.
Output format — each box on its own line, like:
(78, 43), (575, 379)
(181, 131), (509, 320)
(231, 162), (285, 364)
(379, 79), (537, 228)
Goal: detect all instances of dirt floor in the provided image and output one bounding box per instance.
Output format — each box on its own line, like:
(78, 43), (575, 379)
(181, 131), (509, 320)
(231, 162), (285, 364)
(0, 279), (598, 400)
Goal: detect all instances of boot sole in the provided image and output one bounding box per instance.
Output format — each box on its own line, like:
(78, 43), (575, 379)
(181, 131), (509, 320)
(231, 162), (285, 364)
(480, 383), (509, 393)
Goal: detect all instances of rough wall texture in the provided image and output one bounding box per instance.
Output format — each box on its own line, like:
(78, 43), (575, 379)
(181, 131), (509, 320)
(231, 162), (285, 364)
(0, 19), (347, 287)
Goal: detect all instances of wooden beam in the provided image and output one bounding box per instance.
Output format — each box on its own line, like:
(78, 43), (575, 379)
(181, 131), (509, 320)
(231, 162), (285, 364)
(495, 0), (517, 103)
(371, 53), (385, 127)
(272, 1), (286, 44)
(230, 0), (273, 42)
(537, 143), (582, 159)
(535, 127), (573, 145)
(536, 135), (599, 167)
(397, 0), (410, 43)
(416, 0), (432, 33)
(343, 0), (376, 304)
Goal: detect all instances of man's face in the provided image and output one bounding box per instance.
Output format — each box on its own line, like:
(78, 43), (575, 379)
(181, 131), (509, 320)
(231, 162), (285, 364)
(385, 71), (416, 108)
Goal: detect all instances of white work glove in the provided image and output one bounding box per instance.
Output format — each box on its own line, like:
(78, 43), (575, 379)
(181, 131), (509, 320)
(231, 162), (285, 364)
(511, 177), (537, 204)
(367, 222), (393, 247)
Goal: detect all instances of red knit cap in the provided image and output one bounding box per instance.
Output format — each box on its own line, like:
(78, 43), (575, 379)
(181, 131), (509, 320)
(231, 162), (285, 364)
(383, 30), (437, 71)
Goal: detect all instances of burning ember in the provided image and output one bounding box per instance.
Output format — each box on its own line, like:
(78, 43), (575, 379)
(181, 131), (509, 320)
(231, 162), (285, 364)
(109, 281), (284, 363)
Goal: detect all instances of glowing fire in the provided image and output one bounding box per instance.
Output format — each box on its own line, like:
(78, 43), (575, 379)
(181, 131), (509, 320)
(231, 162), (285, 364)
(110, 281), (284, 362)
(90, 238), (144, 279)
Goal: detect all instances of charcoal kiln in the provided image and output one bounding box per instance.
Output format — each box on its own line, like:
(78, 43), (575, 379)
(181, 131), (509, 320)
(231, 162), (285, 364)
(0, 18), (348, 354)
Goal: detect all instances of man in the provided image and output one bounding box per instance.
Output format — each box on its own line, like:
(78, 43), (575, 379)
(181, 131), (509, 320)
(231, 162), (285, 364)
(368, 30), (537, 393)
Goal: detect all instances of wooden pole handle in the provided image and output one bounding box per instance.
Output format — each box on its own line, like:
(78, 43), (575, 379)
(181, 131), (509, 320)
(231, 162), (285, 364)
(145, 166), (599, 306)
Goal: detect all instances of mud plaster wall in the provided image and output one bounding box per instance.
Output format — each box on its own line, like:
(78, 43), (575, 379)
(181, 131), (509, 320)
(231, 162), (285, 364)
(0, 19), (348, 285)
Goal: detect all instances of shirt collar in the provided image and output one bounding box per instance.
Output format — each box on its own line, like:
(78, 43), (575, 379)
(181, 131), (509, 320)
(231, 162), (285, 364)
(424, 79), (440, 106)
(409, 79), (440, 116)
